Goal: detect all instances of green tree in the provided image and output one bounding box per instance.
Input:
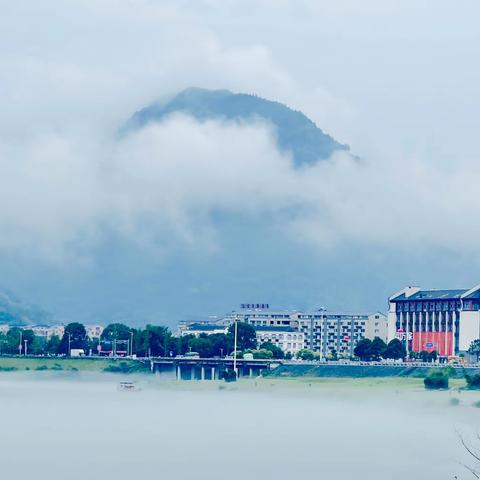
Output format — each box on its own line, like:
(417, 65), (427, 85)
(6, 327), (22, 354)
(370, 337), (387, 360)
(58, 323), (87, 355)
(46, 335), (61, 355)
(424, 368), (449, 389)
(296, 349), (316, 361)
(208, 333), (233, 357)
(134, 325), (172, 357)
(354, 338), (372, 361)
(469, 339), (480, 361)
(187, 336), (214, 358)
(329, 348), (338, 361)
(383, 338), (406, 360)
(101, 323), (131, 341)
(260, 341), (285, 359)
(244, 348), (273, 359)
(228, 322), (257, 351)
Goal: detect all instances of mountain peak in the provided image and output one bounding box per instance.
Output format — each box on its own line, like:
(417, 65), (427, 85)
(125, 87), (349, 168)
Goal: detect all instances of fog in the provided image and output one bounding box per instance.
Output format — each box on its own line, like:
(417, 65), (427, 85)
(0, 373), (477, 479)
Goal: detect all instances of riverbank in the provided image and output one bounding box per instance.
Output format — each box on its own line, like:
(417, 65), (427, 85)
(0, 356), (150, 373)
(265, 363), (480, 378)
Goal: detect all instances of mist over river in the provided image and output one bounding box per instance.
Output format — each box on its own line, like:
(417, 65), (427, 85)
(0, 373), (477, 479)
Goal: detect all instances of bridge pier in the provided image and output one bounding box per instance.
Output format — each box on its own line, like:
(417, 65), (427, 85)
(152, 359), (275, 381)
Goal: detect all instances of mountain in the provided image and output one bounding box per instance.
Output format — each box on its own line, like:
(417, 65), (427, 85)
(125, 87), (349, 167)
(0, 291), (53, 326)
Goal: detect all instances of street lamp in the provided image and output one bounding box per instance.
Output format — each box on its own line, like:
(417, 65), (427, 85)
(24, 339), (27, 357)
(67, 332), (72, 356)
(233, 315), (238, 377)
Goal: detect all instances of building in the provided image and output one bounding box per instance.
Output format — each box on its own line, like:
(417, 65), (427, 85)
(85, 325), (104, 339)
(178, 323), (228, 337)
(297, 311), (387, 358)
(25, 324), (65, 340)
(255, 326), (304, 356)
(221, 309), (300, 329)
(388, 285), (480, 357)
(179, 305), (387, 357)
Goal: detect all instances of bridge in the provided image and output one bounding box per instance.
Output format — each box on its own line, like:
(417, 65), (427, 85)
(150, 357), (281, 381)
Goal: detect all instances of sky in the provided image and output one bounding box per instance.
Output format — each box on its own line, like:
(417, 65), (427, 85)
(0, 0), (480, 325)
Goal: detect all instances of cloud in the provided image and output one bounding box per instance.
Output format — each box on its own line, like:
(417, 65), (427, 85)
(1, 0), (480, 265)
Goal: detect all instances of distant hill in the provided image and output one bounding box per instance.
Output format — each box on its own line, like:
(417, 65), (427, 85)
(0, 291), (53, 326)
(125, 87), (349, 167)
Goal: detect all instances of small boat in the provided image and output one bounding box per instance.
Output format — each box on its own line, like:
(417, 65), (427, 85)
(118, 381), (141, 392)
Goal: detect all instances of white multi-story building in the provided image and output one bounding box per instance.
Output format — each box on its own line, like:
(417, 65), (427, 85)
(297, 311), (387, 358)
(28, 324), (65, 340)
(179, 306), (387, 357)
(85, 325), (104, 339)
(178, 323), (228, 337)
(255, 326), (304, 356)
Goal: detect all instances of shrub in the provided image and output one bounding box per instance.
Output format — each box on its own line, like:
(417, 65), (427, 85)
(464, 372), (480, 389)
(220, 369), (237, 383)
(35, 365), (49, 371)
(424, 369), (449, 390)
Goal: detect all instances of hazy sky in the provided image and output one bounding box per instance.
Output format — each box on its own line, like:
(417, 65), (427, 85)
(0, 0), (479, 324)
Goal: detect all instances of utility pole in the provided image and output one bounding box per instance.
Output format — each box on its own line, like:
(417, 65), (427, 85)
(24, 339), (27, 357)
(18, 331), (23, 355)
(130, 331), (134, 357)
(68, 333), (71, 356)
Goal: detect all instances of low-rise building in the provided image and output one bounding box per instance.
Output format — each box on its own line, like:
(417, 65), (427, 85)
(255, 326), (304, 356)
(85, 325), (104, 339)
(178, 323), (228, 337)
(28, 324), (65, 340)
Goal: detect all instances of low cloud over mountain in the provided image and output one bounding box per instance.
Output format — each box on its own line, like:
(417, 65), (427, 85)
(126, 87), (349, 167)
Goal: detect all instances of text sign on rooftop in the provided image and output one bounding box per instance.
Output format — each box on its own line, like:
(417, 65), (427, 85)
(241, 303), (269, 309)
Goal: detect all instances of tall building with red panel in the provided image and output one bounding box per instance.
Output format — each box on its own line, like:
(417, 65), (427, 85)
(387, 285), (480, 357)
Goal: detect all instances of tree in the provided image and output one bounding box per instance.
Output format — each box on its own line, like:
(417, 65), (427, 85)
(101, 323), (131, 341)
(370, 337), (387, 360)
(207, 333), (233, 358)
(383, 338), (406, 360)
(354, 338), (372, 361)
(260, 341), (285, 359)
(58, 323), (87, 355)
(296, 349), (316, 361)
(6, 327), (22, 354)
(244, 348), (273, 359)
(469, 339), (480, 361)
(228, 322), (257, 351)
(424, 368), (449, 389)
(187, 337), (214, 358)
(46, 335), (61, 355)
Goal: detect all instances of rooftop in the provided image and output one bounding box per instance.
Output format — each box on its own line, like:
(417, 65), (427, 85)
(254, 326), (296, 332)
(392, 289), (467, 301)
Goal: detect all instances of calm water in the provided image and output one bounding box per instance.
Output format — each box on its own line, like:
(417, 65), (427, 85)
(0, 374), (477, 479)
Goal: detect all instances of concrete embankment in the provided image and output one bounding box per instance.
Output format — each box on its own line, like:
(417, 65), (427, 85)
(265, 363), (480, 378)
